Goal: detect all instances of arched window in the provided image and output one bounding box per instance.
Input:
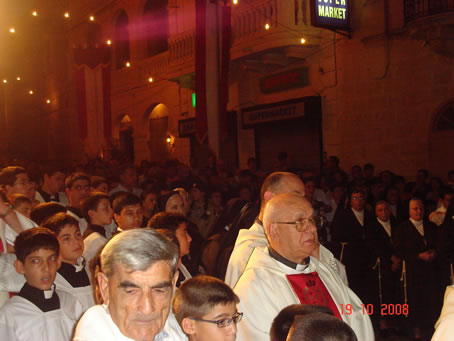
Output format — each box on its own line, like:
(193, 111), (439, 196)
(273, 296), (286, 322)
(115, 11), (131, 69)
(433, 101), (454, 131)
(143, 0), (169, 57)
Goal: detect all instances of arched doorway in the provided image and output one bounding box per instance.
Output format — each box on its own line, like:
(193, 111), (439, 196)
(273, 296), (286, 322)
(429, 101), (454, 179)
(147, 104), (169, 163)
(120, 115), (134, 163)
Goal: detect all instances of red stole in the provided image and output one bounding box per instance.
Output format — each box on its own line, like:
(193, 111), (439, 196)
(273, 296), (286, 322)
(287, 272), (341, 319)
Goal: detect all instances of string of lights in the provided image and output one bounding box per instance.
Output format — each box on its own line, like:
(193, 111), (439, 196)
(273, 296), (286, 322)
(1, 0), (343, 106)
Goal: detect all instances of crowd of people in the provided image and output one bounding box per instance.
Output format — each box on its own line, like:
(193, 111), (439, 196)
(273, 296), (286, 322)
(0, 154), (453, 341)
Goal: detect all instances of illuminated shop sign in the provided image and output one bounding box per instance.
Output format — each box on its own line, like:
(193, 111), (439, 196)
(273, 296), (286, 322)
(310, 0), (350, 31)
(242, 101), (305, 127)
(178, 117), (196, 137)
(260, 68), (308, 94)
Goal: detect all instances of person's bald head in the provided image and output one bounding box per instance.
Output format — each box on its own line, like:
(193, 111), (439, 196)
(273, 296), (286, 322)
(260, 172), (305, 211)
(263, 193), (317, 263)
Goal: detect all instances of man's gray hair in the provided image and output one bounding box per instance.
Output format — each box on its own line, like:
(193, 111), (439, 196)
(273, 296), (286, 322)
(101, 228), (179, 278)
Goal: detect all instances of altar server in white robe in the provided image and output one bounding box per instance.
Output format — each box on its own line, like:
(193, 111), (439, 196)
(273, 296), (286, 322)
(0, 227), (84, 341)
(234, 193), (374, 341)
(42, 212), (95, 310)
(225, 171), (347, 288)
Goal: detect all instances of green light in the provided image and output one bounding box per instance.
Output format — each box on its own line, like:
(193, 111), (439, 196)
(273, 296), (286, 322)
(192, 93), (196, 108)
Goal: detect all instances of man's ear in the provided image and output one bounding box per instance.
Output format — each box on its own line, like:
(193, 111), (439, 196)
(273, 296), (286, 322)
(97, 272), (110, 304)
(88, 209), (96, 221)
(263, 191), (274, 203)
(113, 213), (120, 226)
(267, 222), (279, 241)
(57, 254), (62, 270)
(14, 259), (25, 275)
(172, 271), (179, 290)
(181, 317), (197, 335)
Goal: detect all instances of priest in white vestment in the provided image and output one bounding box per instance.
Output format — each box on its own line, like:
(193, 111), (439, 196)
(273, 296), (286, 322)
(225, 171), (347, 288)
(234, 193), (374, 341)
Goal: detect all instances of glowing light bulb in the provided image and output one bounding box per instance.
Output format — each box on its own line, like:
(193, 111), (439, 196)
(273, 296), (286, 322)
(9, 27), (15, 33)
(166, 137), (171, 143)
(29, 90), (33, 95)
(125, 61), (131, 67)
(106, 40), (112, 45)
(32, 11), (38, 17)
(148, 77), (153, 83)
(16, 77), (21, 81)
(233, 0), (238, 4)
(64, 12), (70, 18)
(265, 23), (270, 30)
(46, 99), (51, 104)
(2, 79), (7, 84)
(300, 38), (306, 44)
(89, 16), (95, 21)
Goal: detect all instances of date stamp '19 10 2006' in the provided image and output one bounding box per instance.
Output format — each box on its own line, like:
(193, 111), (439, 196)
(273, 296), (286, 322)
(339, 304), (408, 316)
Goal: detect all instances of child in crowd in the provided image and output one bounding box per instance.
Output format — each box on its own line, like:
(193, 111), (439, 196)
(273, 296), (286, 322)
(43, 213), (95, 310)
(113, 192), (144, 231)
(148, 212), (193, 285)
(11, 194), (33, 219)
(0, 227), (83, 341)
(173, 275), (242, 341)
(81, 192), (114, 262)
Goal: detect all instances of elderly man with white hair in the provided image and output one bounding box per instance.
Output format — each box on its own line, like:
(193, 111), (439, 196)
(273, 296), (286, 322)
(73, 229), (187, 341)
(233, 193), (374, 341)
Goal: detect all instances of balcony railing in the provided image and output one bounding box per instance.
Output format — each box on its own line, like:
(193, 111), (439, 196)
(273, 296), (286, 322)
(404, 0), (454, 23)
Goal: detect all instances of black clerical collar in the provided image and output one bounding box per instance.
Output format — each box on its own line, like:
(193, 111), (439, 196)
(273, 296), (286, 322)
(269, 247), (310, 270)
(67, 207), (82, 218)
(58, 260), (90, 288)
(83, 224), (107, 239)
(18, 283), (60, 312)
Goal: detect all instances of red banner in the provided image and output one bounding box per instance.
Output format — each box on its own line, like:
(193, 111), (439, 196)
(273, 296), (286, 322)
(74, 66), (88, 139)
(102, 65), (112, 140)
(195, 0), (208, 142)
(219, 4), (231, 140)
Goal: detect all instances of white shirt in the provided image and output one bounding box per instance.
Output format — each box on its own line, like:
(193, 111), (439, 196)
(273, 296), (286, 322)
(429, 205), (447, 226)
(0, 289), (83, 341)
(3, 210), (37, 246)
(109, 184), (143, 197)
(352, 208), (364, 226)
(410, 218), (424, 237)
(377, 218), (392, 237)
(73, 305), (187, 341)
(67, 210), (88, 236)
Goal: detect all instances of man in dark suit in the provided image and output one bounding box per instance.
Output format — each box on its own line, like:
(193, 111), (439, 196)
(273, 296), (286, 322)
(366, 200), (401, 334)
(393, 198), (438, 341)
(331, 188), (375, 304)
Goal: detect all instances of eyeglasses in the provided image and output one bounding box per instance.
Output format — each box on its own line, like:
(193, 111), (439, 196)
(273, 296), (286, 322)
(73, 185), (89, 191)
(14, 180), (32, 186)
(351, 196), (365, 201)
(190, 312), (243, 328)
(274, 216), (325, 232)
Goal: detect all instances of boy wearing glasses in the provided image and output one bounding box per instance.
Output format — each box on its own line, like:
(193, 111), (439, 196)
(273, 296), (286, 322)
(173, 276), (242, 341)
(65, 173), (90, 235)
